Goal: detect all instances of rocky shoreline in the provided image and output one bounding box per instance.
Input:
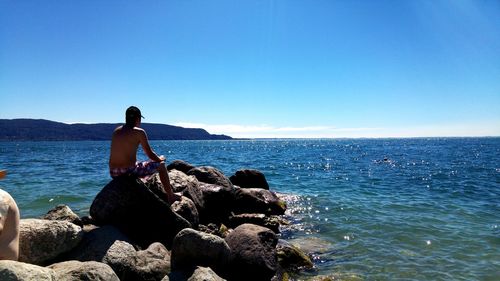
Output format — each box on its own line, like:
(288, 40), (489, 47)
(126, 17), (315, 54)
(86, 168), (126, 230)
(0, 160), (322, 281)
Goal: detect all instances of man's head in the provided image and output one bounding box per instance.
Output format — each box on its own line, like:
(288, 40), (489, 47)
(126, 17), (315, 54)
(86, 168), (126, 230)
(125, 106), (144, 127)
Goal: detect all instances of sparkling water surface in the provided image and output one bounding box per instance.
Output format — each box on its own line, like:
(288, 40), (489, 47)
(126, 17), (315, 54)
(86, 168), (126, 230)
(0, 138), (499, 280)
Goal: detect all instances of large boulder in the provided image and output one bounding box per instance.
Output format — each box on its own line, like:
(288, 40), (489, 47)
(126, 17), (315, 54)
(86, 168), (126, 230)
(169, 169), (199, 193)
(19, 219), (83, 265)
(90, 176), (191, 248)
(187, 166), (233, 188)
(171, 196), (199, 228)
(167, 160), (195, 174)
(183, 183), (234, 224)
(225, 224), (278, 281)
(42, 204), (83, 227)
(229, 169), (269, 190)
(171, 228), (230, 276)
(0, 260), (56, 281)
(48, 260), (119, 281)
(232, 188), (286, 216)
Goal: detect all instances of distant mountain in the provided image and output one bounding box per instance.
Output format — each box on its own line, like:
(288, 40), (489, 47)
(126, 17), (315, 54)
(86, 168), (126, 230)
(0, 119), (232, 141)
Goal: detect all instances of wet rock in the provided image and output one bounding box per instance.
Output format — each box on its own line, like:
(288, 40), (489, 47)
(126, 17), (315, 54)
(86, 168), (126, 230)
(19, 219), (83, 265)
(225, 224), (278, 281)
(90, 177), (191, 248)
(187, 166), (233, 188)
(168, 160), (196, 174)
(171, 228), (230, 276)
(42, 204), (83, 227)
(230, 169), (269, 190)
(0, 260), (56, 281)
(48, 260), (119, 281)
(276, 239), (314, 272)
(188, 266), (226, 281)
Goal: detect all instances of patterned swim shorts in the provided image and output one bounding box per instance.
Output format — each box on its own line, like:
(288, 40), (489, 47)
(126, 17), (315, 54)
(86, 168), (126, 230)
(110, 160), (162, 179)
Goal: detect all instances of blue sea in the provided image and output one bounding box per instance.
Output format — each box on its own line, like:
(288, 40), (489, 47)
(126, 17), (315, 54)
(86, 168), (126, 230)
(0, 138), (499, 280)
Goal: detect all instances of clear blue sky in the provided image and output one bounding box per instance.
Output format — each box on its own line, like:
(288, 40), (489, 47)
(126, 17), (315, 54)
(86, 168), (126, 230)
(1, 0), (499, 138)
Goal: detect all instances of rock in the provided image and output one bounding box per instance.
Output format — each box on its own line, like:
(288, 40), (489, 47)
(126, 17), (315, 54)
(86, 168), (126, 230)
(168, 160), (196, 174)
(133, 242), (171, 281)
(229, 169), (269, 190)
(172, 196), (199, 228)
(187, 166), (233, 188)
(42, 204), (83, 227)
(183, 183), (234, 224)
(101, 240), (137, 279)
(169, 169), (199, 193)
(19, 219), (83, 265)
(48, 260), (119, 281)
(225, 224), (278, 281)
(62, 225), (133, 262)
(232, 188), (287, 216)
(0, 260), (56, 281)
(276, 239), (314, 272)
(171, 228), (230, 276)
(90, 177), (191, 248)
(167, 266), (226, 281)
(198, 223), (230, 238)
(188, 266), (226, 281)
(228, 213), (280, 233)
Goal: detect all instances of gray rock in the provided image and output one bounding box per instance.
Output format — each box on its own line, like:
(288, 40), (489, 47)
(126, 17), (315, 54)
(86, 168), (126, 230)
(183, 183), (234, 224)
(64, 224), (170, 281)
(48, 260), (119, 281)
(42, 204), (83, 227)
(229, 169), (269, 190)
(102, 240), (137, 279)
(232, 188), (286, 216)
(62, 225), (133, 262)
(90, 177), (191, 248)
(171, 228), (230, 276)
(19, 219), (83, 265)
(169, 169), (199, 193)
(225, 224), (278, 281)
(188, 266), (226, 281)
(172, 196), (199, 228)
(133, 242), (171, 281)
(167, 160), (195, 174)
(187, 166), (233, 188)
(0, 260), (56, 281)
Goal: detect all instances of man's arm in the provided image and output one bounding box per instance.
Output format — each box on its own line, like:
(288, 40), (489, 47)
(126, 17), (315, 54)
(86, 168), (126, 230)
(137, 129), (164, 162)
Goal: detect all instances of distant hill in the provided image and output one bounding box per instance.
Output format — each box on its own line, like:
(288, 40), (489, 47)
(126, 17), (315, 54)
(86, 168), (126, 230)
(0, 119), (232, 141)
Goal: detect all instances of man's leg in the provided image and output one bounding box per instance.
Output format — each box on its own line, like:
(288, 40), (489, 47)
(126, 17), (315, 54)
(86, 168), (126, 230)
(157, 164), (180, 204)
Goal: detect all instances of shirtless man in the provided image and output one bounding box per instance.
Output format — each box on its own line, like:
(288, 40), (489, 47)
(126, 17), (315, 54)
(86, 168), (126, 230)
(0, 188), (20, 260)
(109, 106), (180, 204)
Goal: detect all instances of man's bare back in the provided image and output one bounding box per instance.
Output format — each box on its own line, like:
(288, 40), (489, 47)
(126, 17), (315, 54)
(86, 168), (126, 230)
(109, 125), (143, 169)
(109, 125), (163, 169)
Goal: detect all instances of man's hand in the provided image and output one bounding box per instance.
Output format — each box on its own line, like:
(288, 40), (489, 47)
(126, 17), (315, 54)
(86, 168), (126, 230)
(158, 155), (166, 162)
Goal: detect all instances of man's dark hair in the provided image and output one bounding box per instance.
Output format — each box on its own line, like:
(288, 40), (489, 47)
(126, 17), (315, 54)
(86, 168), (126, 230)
(125, 106), (144, 127)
